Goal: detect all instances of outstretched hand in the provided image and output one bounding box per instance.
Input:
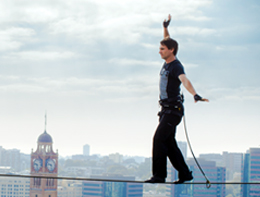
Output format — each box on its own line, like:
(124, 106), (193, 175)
(195, 98), (209, 103)
(163, 14), (171, 28)
(194, 94), (209, 103)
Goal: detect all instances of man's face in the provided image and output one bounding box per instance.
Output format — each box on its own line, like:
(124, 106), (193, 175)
(159, 44), (174, 60)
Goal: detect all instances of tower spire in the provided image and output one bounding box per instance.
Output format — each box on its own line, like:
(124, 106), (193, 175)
(45, 111), (47, 133)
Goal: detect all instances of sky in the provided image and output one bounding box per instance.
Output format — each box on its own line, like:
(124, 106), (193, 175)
(0, 0), (260, 158)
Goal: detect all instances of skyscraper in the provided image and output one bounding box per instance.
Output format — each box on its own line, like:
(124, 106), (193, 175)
(242, 148), (260, 197)
(166, 159), (226, 197)
(222, 152), (243, 181)
(83, 144), (90, 156)
(177, 141), (187, 160)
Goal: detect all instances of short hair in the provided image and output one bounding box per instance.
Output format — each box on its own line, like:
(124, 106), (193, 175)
(160, 37), (178, 56)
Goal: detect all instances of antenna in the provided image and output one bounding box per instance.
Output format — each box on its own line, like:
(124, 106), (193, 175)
(45, 111), (47, 133)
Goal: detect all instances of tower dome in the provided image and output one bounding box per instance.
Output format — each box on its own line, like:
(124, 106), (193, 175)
(37, 130), (53, 143)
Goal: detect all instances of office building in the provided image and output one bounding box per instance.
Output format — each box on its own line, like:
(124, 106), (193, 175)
(83, 174), (143, 197)
(0, 176), (30, 197)
(177, 141), (187, 160)
(222, 152), (243, 181)
(83, 144), (90, 156)
(166, 159), (225, 197)
(0, 147), (21, 172)
(242, 148), (260, 197)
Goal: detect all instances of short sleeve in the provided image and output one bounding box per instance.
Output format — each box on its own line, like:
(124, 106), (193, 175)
(170, 61), (185, 78)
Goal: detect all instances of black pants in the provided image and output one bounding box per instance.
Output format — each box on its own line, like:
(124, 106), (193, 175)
(152, 111), (190, 179)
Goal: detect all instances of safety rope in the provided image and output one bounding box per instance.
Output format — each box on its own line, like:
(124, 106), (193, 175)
(183, 113), (211, 188)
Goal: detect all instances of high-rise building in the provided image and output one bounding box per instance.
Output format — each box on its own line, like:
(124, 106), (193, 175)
(30, 129), (58, 197)
(83, 144), (90, 156)
(177, 141), (187, 160)
(82, 174), (143, 197)
(0, 177), (30, 197)
(242, 148), (260, 197)
(0, 147), (21, 172)
(222, 152), (243, 181)
(166, 158), (226, 197)
(199, 152), (243, 181)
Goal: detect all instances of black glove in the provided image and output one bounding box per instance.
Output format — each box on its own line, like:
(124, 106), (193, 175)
(194, 94), (202, 102)
(163, 19), (171, 28)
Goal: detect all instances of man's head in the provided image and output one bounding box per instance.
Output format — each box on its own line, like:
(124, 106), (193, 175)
(160, 37), (178, 56)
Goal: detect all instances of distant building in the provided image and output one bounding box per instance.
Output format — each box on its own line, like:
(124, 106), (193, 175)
(82, 174), (143, 197)
(83, 144), (90, 156)
(20, 153), (31, 172)
(0, 146), (30, 173)
(71, 154), (87, 160)
(64, 166), (105, 177)
(0, 177), (30, 197)
(0, 147), (21, 172)
(58, 180), (82, 197)
(0, 146), (3, 165)
(199, 152), (243, 181)
(177, 141), (187, 160)
(166, 158), (226, 197)
(123, 156), (145, 164)
(30, 129), (58, 197)
(222, 151), (243, 181)
(199, 153), (223, 167)
(242, 148), (260, 197)
(109, 153), (123, 163)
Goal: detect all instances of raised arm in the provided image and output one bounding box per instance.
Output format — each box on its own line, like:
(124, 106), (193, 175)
(163, 14), (171, 38)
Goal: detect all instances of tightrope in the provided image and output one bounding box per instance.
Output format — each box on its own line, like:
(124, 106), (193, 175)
(0, 174), (259, 185)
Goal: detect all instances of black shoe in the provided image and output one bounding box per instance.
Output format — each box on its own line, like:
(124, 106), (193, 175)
(174, 171), (193, 184)
(145, 177), (165, 183)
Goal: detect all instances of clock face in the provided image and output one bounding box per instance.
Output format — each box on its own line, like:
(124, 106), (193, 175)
(46, 158), (56, 172)
(33, 158), (42, 172)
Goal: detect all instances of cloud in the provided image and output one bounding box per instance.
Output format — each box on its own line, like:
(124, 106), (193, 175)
(5, 50), (78, 61)
(108, 58), (161, 67)
(0, 27), (35, 51)
(0, 75), (158, 100)
(208, 87), (260, 101)
(174, 26), (216, 37)
(0, 0), (212, 45)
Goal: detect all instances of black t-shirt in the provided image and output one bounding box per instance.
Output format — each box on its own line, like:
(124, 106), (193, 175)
(159, 59), (185, 101)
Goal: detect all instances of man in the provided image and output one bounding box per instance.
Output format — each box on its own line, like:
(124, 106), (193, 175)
(145, 15), (209, 184)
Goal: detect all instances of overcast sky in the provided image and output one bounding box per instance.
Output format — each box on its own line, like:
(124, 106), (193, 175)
(0, 0), (260, 158)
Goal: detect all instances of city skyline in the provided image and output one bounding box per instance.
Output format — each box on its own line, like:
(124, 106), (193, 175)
(0, 0), (260, 157)
(0, 140), (258, 159)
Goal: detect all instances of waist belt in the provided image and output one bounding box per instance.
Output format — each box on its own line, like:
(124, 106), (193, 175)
(159, 95), (184, 108)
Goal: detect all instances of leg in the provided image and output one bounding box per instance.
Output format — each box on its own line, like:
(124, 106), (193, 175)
(166, 127), (190, 178)
(165, 115), (193, 183)
(151, 113), (178, 180)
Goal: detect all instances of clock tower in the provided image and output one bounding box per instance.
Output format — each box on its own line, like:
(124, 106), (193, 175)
(30, 119), (58, 197)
